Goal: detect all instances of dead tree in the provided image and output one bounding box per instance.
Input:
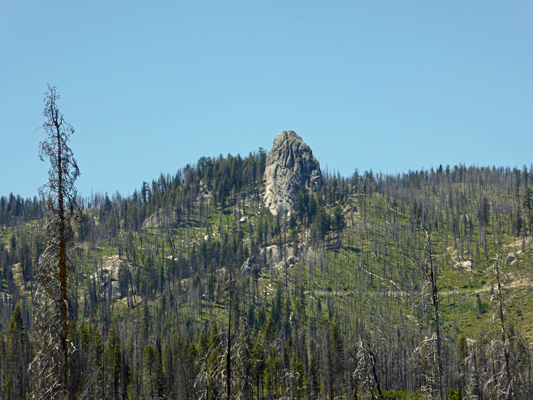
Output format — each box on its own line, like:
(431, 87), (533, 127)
(412, 228), (445, 400)
(485, 255), (516, 399)
(30, 85), (80, 400)
(425, 229), (445, 400)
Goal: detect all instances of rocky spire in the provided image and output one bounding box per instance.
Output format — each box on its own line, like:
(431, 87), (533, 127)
(264, 131), (322, 215)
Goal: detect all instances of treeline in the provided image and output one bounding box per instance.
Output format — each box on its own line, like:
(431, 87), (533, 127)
(0, 194), (41, 228)
(1, 157), (533, 398)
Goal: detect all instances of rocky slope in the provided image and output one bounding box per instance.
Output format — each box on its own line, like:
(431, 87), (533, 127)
(264, 131), (322, 215)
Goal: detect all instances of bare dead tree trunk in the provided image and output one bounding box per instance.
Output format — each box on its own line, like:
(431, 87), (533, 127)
(226, 266), (233, 400)
(30, 85), (79, 400)
(494, 257), (513, 399)
(55, 110), (69, 400)
(425, 229), (445, 400)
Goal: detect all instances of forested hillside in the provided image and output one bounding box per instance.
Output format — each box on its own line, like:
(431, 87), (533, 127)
(1, 152), (533, 399)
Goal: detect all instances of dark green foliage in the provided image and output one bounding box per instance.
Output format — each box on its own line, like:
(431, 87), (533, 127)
(142, 343), (164, 399)
(311, 207), (330, 242)
(331, 205), (345, 234)
(5, 304), (28, 400)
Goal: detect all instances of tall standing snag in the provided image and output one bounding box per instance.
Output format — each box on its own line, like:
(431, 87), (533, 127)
(30, 85), (80, 400)
(411, 227), (445, 400)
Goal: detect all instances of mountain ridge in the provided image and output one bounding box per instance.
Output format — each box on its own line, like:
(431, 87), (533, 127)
(1, 136), (533, 398)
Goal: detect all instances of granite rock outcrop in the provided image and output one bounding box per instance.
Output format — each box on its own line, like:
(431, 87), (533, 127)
(264, 131), (322, 215)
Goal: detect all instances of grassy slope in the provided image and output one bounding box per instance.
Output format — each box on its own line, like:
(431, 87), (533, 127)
(2, 180), (532, 349)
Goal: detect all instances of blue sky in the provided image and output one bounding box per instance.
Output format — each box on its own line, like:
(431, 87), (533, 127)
(1, 1), (532, 199)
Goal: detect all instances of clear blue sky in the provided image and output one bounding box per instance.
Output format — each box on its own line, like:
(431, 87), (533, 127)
(1, 1), (532, 199)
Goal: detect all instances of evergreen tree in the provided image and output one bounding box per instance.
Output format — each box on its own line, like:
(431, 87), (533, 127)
(5, 304), (28, 400)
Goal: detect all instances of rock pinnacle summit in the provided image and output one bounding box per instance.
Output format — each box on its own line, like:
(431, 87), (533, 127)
(263, 131), (323, 215)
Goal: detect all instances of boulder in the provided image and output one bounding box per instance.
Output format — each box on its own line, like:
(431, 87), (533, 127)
(241, 256), (256, 275)
(455, 260), (473, 272)
(141, 208), (175, 229)
(259, 245), (297, 267)
(264, 131), (322, 215)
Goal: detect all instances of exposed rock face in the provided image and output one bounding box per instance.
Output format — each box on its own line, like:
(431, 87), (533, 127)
(264, 131), (322, 215)
(141, 209), (176, 229)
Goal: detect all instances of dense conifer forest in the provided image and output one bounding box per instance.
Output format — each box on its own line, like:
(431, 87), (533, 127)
(2, 150), (533, 398)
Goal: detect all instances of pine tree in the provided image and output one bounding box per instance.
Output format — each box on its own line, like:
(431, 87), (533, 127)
(5, 304), (28, 400)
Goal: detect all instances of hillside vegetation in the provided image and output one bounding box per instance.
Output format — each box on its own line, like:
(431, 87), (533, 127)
(1, 153), (533, 399)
